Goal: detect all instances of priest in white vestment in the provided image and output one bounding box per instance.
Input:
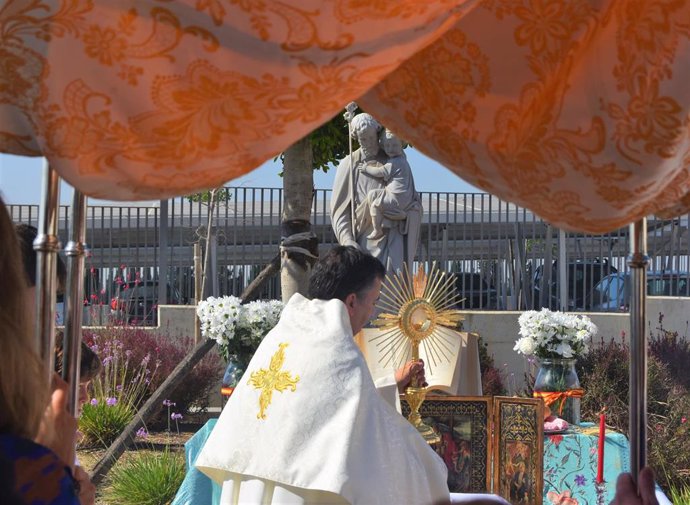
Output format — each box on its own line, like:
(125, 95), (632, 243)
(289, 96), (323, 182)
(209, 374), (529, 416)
(196, 247), (510, 505)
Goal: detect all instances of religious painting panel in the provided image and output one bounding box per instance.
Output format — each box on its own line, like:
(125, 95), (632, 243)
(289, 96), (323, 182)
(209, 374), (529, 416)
(492, 396), (544, 505)
(401, 395), (491, 493)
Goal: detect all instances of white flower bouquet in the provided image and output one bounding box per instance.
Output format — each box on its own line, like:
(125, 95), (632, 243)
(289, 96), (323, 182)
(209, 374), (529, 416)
(197, 295), (283, 362)
(514, 308), (596, 360)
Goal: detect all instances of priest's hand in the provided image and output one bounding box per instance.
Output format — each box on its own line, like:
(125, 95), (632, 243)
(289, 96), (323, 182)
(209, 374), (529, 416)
(610, 467), (659, 505)
(395, 359), (427, 392)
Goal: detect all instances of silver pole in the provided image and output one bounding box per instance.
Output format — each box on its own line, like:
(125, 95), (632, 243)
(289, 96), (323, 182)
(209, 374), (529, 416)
(558, 229), (567, 311)
(63, 190), (87, 416)
(628, 218), (649, 481)
(194, 242), (202, 344)
(34, 161), (61, 385)
(158, 199), (169, 308)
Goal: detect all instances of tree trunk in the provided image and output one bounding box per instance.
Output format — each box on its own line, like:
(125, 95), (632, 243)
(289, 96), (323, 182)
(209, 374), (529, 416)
(281, 138), (318, 302)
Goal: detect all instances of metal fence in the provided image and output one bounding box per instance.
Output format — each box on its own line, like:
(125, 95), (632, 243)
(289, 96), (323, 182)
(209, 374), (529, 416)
(9, 187), (690, 324)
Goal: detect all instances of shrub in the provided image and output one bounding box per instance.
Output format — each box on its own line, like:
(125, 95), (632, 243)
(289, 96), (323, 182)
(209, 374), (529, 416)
(79, 401), (135, 448)
(577, 331), (690, 494)
(83, 326), (223, 427)
(79, 336), (157, 447)
(103, 449), (186, 505)
(477, 336), (507, 396)
(649, 313), (690, 391)
(669, 485), (690, 505)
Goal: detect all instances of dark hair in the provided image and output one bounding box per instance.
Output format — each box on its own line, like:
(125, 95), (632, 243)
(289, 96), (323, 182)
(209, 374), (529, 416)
(15, 223), (66, 292)
(54, 331), (103, 382)
(308, 246), (385, 302)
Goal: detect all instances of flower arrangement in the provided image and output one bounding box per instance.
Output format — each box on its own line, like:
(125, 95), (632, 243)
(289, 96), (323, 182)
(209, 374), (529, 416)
(197, 296), (283, 362)
(514, 308), (597, 360)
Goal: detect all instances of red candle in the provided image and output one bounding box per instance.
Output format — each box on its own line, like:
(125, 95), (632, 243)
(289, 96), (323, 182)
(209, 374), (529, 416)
(597, 411), (606, 484)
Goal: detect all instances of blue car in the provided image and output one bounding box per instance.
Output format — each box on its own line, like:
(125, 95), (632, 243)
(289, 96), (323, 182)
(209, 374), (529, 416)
(586, 271), (690, 312)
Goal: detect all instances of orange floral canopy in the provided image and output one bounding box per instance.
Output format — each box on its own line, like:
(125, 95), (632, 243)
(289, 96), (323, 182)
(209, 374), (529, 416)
(1, 0), (689, 233)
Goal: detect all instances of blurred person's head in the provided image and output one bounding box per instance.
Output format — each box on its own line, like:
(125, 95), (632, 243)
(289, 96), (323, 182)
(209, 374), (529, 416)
(54, 332), (103, 415)
(15, 223), (66, 325)
(0, 197), (49, 438)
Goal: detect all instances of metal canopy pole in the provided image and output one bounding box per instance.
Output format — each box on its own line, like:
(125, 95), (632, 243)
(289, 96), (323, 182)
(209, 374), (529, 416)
(63, 190), (87, 415)
(34, 161), (61, 384)
(628, 218), (649, 480)
(158, 199), (169, 308)
(558, 229), (567, 311)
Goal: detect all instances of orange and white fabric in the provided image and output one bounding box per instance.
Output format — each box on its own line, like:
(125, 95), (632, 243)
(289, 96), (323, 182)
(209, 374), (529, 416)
(2, 1), (690, 232)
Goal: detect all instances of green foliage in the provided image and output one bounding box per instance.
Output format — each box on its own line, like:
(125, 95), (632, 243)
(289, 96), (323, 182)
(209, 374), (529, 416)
(186, 188), (232, 203)
(277, 110), (351, 174)
(308, 111), (350, 172)
(668, 485), (690, 505)
(103, 449), (186, 505)
(79, 401), (135, 447)
(577, 327), (690, 495)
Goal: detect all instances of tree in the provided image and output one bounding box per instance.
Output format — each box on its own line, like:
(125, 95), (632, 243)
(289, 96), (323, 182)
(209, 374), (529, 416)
(279, 110), (352, 301)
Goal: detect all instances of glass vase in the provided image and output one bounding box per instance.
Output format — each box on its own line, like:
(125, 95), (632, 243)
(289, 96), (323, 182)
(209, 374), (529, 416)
(533, 358), (581, 425)
(222, 354), (250, 389)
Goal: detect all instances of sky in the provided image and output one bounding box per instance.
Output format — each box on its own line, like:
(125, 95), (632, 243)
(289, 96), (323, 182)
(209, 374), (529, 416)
(0, 149), (480, 206)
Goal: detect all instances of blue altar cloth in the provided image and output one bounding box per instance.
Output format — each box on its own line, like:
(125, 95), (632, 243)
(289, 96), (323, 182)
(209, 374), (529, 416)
(173, 419), (670, 505)
(171, 419), (220, 505)
(542, 423), (629, 504)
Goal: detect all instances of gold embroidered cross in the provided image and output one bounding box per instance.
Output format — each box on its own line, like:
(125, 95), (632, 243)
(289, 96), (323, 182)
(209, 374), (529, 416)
(248, 342), (300, 420)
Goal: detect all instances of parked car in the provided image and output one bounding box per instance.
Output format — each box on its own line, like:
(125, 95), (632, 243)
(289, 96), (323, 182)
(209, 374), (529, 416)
(531, 259), (617, 310)
(110, 280), (182, 326)
(586, 271), (690, 312)
(453, 273), (498, 309)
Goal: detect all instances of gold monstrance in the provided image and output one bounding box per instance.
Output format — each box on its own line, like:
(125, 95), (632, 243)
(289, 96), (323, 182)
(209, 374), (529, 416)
(371, 264), (464, 445)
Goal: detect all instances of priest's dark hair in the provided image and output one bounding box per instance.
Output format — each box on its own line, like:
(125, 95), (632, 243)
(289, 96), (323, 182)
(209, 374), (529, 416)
(308, 246), (385, 302)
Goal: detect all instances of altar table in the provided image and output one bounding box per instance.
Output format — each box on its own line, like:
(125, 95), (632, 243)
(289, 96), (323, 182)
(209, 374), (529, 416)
(542, 423), (628, 504)
(174, 420), (669, 505)
(172, 419), (510, 505)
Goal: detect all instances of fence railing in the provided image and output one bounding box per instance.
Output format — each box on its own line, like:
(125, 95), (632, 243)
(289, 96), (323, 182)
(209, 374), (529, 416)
(9, 187), (690, 325)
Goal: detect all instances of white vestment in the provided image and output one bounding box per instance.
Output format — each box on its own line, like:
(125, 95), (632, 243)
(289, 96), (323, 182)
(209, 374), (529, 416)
(195, 294), (449, 505)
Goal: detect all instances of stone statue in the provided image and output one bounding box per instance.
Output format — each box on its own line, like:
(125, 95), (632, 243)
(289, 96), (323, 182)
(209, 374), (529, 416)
(330, 109), (422, 273)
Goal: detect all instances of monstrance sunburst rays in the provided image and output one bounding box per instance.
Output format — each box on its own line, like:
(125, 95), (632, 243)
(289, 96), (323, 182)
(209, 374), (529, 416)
(369, 263), (464, 444)
(370, 263), (464, 375)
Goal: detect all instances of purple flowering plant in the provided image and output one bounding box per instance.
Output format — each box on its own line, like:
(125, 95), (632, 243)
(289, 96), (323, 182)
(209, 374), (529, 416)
(78, 332), (160, 447)
(171, 412), (183, 435)
(88, 333), (160, 412)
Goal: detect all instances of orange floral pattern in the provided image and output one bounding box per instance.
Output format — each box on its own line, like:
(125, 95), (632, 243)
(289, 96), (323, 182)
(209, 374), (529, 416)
(1, 0), (690, 233)
(0, 0), (460, 198)
(365, 0), (690, 232)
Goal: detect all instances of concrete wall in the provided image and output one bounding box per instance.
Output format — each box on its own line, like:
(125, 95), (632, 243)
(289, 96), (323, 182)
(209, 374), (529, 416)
(88, 297), (690, 396)
(459, 296), (690, 390)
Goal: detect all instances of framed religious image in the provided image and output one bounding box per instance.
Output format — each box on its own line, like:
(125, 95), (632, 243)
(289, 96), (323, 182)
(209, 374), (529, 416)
(492, 396), (544, 505)
(401, 395), (491, 493)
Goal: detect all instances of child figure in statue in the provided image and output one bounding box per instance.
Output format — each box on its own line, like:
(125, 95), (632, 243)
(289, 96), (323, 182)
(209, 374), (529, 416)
(358, 128), (419, 240)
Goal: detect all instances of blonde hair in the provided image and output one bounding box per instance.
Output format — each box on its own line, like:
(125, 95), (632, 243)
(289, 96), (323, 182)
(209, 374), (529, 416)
(0, 195), (48, 439)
